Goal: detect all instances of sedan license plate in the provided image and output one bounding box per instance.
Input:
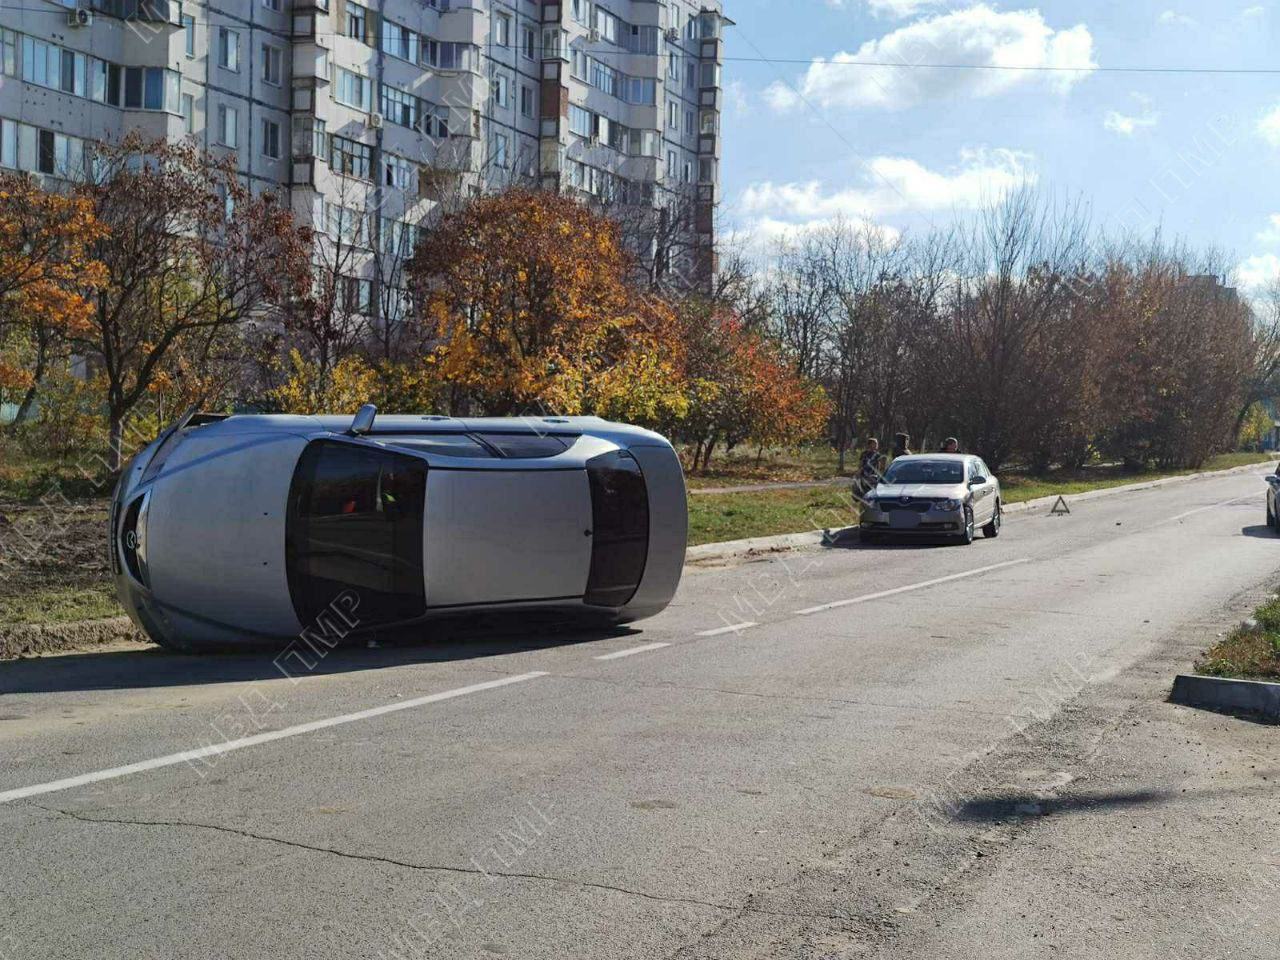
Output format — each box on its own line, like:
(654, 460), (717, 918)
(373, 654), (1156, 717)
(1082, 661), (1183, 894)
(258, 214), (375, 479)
(889, 512), (921, 529)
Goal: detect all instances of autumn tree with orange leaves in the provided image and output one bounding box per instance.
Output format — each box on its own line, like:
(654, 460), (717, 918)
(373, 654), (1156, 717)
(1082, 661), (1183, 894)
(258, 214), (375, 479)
(408, 188), (687, 423)
(0, 173), (107, 424)
(73, 135), (311, 465)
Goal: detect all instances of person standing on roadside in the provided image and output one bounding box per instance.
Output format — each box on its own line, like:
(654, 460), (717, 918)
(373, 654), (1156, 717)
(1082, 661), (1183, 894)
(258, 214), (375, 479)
(891, 432), (912, 463)
(940, 437), (960, 454)
(855, 437), (884, 500)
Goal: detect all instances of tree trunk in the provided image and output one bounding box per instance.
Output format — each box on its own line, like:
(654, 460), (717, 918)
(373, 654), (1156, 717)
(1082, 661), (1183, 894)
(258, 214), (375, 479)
(108, 413), (125, 471)
(11, 329), (50, 426)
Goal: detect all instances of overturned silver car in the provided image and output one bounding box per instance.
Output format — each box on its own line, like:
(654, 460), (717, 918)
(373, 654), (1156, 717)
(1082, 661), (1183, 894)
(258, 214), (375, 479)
(111, 408), (687, 651)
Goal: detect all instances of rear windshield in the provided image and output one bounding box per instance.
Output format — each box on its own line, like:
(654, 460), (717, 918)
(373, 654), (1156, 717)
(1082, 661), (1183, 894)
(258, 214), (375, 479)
(882, 460), (964, 485)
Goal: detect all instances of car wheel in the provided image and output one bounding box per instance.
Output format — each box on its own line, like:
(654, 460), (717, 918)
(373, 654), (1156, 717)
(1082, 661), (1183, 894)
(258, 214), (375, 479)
(1270, 498), (1276, 529)
(957, 506), (975, 545)
(983, 500), (1002, 538)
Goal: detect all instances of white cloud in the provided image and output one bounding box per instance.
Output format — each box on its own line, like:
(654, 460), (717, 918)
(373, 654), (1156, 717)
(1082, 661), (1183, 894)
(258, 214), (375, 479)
(1260, 103), (1280, 146)
(1103, 108), (1159, 135)
(1158, 10), (1198, 26)
(766, 5), (1097, 112)
(1257, 214), (1280, 245)
(1242, 5), (1265, 17)
(1237, 254), (1280, 290)
(740, 147), (1037, 222)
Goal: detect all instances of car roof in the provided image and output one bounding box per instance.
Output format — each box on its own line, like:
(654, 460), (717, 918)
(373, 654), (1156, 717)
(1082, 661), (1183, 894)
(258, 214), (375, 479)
(893, 454), (971, 462)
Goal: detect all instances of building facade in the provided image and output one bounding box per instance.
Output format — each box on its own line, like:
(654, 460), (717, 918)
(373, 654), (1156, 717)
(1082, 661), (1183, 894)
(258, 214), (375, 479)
(0, 0), (728, 319)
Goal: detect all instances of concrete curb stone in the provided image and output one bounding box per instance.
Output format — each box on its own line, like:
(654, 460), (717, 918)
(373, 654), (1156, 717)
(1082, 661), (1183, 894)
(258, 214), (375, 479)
(1170, 673), (1280, 722)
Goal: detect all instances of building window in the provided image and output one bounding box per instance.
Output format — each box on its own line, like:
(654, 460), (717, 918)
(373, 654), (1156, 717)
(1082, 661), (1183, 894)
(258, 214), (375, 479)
(493, 133), (509, 169)
(182, 15), (195, 57)
(346, 3), (367, 40)
(330, 135), (372, 179)
(218, 28), (240, 71)
(568, 104), (591, 138)
(667, 100), (679, 130)
(520, 84), (535, 119)
(492, 72), (510, 109)
(494, 13), (511, 47)
(217, 104), (238, 147)
(522, 25), (536, 59)
(335, 67), (372, 111)
(380, 84), (420, 129)
(382, 20), (421, 63)
(263, 0), (281, 10)
(383, 153), (416, 194)
(261, 44), (282, 85)
(261, 118), (281, 159)
(180, 93), (194, 133)
(0, 118), (15, 168)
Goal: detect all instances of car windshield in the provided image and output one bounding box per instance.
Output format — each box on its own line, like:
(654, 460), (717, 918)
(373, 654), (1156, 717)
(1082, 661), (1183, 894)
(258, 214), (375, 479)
(882, 460), (964, 485)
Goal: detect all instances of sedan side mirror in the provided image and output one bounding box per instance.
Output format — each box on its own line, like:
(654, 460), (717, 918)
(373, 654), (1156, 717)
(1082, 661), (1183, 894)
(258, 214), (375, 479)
(969, 476), (987, 486)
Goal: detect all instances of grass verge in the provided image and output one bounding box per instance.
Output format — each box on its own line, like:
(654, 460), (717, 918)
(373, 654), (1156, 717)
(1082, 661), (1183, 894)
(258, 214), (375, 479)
(1196, 597), (1280, 682)
(688, 486), (859, 547)
(0, 583), (122, 627)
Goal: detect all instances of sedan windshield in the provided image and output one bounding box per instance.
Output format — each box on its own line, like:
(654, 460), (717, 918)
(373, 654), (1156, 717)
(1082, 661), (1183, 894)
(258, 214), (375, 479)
(882, 460), (964, 485)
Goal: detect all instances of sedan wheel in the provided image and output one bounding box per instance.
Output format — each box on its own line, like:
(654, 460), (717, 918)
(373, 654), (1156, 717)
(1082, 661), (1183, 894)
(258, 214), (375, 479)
(983, 501), (1002, 538)
(957, 506), (975, 545)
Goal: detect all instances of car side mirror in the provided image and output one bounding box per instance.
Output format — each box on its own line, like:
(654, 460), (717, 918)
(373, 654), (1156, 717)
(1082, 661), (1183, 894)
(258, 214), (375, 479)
(969, 476), (986, 486)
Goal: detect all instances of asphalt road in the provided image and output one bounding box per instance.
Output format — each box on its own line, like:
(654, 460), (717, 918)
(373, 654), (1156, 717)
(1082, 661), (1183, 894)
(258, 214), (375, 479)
(3, 468), (1280, 959)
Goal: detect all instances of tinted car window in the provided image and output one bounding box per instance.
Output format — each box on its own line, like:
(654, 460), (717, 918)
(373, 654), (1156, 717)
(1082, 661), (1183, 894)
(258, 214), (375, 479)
(883, 460), (964, 484)
(388, 435), (494, 458)
(476, 433), (570, 459)
(287, 442), (427, 627)
(585, 451), (649, 607)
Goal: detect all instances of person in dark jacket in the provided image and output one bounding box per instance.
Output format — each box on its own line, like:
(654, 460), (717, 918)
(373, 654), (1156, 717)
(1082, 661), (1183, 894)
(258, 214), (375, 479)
(940, 437), (960, 453)
(854, 438), (883, 501)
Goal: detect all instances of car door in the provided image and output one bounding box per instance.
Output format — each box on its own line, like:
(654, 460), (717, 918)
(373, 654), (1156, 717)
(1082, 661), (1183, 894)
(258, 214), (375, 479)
(969, 458), (997, 524)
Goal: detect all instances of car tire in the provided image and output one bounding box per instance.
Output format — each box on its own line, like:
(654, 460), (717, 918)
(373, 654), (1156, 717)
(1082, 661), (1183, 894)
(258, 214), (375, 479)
(957, 506), (975, 545)
(983, 501), (1002, 538)
(1269, 499), (1276, 529)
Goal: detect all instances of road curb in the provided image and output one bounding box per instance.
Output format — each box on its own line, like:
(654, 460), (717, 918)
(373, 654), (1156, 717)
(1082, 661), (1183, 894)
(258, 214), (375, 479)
(685, 459), (1276, 567)
(0, 616), (141, 660)
(1170, 673), (1280, 721)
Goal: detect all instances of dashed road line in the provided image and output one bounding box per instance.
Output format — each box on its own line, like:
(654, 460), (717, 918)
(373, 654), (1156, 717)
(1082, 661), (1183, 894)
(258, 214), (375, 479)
(0, 673), (549, 805)
(593, 643), (672, 661)
(695, 622), (760, 637)
(793, 558), (1032, 616)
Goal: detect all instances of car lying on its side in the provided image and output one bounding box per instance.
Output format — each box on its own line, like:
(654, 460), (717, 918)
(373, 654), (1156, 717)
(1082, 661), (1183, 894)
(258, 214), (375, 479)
(858, 453), (1001, 545)
(111, 408), (687, 652)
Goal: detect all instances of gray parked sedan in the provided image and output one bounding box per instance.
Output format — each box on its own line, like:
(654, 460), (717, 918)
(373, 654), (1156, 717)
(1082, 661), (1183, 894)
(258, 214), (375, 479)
(858, 453), (1002, 544)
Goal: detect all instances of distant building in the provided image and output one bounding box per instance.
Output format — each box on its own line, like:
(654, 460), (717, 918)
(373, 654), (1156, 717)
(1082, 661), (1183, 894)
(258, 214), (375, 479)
(0, 0), (729, 324)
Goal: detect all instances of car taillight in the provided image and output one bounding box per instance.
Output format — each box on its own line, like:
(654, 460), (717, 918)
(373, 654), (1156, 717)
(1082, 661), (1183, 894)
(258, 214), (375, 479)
(584, 451), (649, 607)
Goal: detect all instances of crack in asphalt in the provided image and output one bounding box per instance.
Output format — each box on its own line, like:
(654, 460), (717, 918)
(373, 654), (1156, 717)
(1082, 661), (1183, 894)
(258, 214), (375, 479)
(30, 802), (744, 914)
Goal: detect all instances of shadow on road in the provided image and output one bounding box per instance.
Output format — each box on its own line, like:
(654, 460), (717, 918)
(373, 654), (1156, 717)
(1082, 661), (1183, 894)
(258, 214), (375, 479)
(0, 617), (640, 696)
(948, 788), (1169, 823)
(822, 527), (956, 550)
(1240, 524), (1277, 539)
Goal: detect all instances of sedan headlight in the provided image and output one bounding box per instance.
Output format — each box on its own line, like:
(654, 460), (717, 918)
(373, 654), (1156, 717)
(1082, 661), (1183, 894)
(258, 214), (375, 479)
(931, 498), (963, 511)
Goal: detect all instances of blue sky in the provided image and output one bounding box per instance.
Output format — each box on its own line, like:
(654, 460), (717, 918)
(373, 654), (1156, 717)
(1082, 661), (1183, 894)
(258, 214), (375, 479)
(718, 1), (1280, 288)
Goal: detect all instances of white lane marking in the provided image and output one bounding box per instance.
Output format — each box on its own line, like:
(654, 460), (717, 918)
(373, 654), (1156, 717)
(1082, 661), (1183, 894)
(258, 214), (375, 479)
(1162, 495), (1256, 525)
(793, 559), (1032, 616)
(696, 622), (759, 637)
(594, 642), (671, 661)
(0, 672), (549, 806)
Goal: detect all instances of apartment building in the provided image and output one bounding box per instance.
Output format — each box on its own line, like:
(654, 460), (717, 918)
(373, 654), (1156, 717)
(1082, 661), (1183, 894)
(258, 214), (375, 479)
(0, 0), (728, 320)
